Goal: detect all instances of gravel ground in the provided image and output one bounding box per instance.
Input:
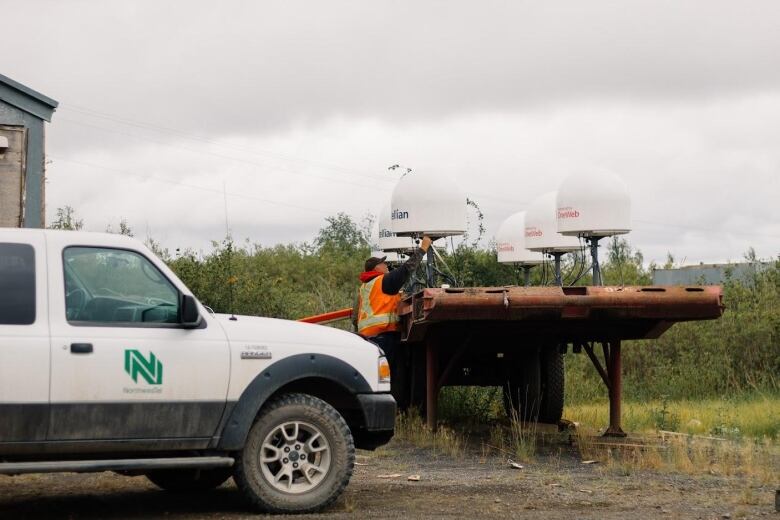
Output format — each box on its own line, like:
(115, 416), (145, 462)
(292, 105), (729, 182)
(1, 442), (777, 519)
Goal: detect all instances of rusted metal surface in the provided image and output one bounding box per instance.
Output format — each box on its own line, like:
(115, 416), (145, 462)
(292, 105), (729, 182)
(604, 341), (625, 437)
(396, 285), (723, 434)
(302, 286), (724, 436)
(426, 340), (439, 430)
(402, 285), (723, 323)
(398, 285), (723, 342)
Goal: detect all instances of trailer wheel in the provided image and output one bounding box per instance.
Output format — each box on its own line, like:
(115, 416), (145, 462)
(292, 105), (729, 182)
(502, 350), (541, 421)
(233, 393), (354, 514)
(538, 348), (564, 424)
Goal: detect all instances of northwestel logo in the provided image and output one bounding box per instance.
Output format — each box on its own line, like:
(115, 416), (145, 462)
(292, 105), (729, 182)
(124, 349), (163, 385)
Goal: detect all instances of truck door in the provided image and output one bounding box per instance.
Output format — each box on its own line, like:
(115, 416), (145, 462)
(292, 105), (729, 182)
(47, 243), (230, 444)
(0, 235), (49, 444)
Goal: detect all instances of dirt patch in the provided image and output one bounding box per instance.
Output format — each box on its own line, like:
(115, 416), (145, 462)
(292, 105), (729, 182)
(0, 442), (776, 519)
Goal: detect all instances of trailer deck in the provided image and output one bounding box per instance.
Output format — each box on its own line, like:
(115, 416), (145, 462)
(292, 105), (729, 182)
(300, 285), (724, 436)
(398, 285), (724, 434)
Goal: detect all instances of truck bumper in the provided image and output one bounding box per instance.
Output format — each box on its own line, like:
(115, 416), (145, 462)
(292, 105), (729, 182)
(354, 393), (396, 450)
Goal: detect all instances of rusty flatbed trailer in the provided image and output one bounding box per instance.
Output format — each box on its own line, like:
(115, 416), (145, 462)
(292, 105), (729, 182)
(397, 285), (724, 435)
(300, 285), (724, 436)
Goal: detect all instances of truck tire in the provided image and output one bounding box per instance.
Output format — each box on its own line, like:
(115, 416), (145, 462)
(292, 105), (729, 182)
(233, 393), (355, 514)
(502, 350), (541, 421)
(145, 468), (232, 492)
(538, 348), (565, 424)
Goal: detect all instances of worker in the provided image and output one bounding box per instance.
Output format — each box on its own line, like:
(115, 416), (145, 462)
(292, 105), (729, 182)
(354, 236), (432, 404)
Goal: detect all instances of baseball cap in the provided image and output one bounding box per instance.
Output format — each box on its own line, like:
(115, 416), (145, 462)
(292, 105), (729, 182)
(364, 256), (387, 272)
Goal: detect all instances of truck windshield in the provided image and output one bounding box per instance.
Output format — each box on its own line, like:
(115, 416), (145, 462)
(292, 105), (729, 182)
(63, 247), (179, 324)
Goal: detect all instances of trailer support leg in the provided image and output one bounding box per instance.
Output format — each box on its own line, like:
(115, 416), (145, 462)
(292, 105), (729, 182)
(604, 340), (626, 437)
(426, 340), (439, 431)
(583, 341), (626, 437)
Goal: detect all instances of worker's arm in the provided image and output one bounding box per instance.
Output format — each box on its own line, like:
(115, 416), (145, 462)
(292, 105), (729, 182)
(382, 236), (432, 295)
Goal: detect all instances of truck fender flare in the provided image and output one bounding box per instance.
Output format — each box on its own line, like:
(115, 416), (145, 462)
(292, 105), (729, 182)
(217, 353), (371, 450)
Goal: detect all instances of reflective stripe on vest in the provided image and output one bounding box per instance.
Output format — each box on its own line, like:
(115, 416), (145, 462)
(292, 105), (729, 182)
(357, 275), (400, 337)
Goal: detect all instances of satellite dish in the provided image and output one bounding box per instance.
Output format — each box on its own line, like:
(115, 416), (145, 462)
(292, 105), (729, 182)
(556, 170), (632, 285)
(556, 170), (631, 237)
(377, 204), (416, 253)
(496, 211), (543, 265)
(390, 171), (467, 239)
(370, 250), (402, 264)
(525, 191), (581, 253)
(496, 211), (543, 286)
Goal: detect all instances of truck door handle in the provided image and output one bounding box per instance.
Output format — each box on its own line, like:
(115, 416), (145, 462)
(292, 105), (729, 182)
(70, 343), (93, 354)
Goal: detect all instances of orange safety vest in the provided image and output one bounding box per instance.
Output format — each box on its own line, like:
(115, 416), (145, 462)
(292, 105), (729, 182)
(357, 275), (400, 337)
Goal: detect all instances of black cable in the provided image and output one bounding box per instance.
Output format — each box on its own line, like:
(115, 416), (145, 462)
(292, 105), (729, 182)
(431, 265), (457, 286)
(563, 249), (579, 286)
(569, 238), (589, 286)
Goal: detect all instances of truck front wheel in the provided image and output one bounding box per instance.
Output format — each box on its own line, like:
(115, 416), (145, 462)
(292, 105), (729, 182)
(234, 393), (355, 514)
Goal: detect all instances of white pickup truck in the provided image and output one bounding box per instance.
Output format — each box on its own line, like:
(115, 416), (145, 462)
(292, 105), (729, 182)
(0, 229), (395, 514)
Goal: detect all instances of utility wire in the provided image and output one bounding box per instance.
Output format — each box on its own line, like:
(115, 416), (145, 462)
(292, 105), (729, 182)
(56, 116), (394, 192)
(57, 106), (780, 241)
(49, 155), (333, 216)
(59, 103), (395, 184)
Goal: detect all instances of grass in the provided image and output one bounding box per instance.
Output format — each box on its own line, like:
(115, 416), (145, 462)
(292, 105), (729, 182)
(393, 409), (467, 458)
(575, 433), (779, 484)
(389, 389), (780, 485)
(564, 394), (780, 439)
(488, 412), (538, 462)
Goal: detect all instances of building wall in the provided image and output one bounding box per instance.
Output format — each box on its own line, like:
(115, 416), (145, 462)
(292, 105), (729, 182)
(0, 124), (26, 226)
(0, 103), (45, 228)
(652, 262), (771, 286)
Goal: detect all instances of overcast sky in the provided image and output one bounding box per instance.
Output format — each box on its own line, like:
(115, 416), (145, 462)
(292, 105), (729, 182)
(4, 0), (779, 265)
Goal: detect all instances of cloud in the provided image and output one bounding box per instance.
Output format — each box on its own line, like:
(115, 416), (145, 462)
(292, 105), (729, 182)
(2, 1), (777, 267)
(46, 92), (780, 264)
(5, 0), (780, 139)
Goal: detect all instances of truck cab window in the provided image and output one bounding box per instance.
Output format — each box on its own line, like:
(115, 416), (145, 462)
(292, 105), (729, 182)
(63, 247), (179, 325)
(0, 243), (35, 325)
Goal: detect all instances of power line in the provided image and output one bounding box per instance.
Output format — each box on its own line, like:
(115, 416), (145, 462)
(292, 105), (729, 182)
(49, 155), (335, 216)
(56, 116), (395, 192)
(59, 103), (397, 184)
(54, 105), (779, 242)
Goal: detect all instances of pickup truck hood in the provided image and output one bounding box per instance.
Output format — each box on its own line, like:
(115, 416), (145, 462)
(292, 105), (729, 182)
(213, 313), (374, 351)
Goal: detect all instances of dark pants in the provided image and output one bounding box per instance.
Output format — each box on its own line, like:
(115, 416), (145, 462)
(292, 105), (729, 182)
(368, 331), (400, 360)
(367, 332), (408, 408)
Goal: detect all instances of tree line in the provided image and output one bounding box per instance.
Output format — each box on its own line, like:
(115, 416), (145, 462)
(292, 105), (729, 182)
(49, 206), (779, 400)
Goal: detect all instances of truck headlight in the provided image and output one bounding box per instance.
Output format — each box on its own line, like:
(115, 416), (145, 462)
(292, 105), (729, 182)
(378, 356), (391, 384)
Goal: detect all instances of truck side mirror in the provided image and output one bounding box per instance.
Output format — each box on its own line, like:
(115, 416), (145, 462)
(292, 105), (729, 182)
(180, 294), (202, 328)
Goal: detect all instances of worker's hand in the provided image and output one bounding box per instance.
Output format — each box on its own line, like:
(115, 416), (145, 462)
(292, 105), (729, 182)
(420, 235), (433, 252)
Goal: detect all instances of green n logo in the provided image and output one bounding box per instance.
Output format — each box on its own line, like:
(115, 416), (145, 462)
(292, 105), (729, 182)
(124, 349), (163, 385)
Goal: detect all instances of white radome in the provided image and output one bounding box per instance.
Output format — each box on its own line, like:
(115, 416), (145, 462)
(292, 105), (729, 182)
(496, 211), (544, 265)
(370, 250), (402, 264)
(525, 191), (581, 253)
(390, 171), (467, 238)
(377, 204), (416, 253)
(556, 170), (631, 237)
